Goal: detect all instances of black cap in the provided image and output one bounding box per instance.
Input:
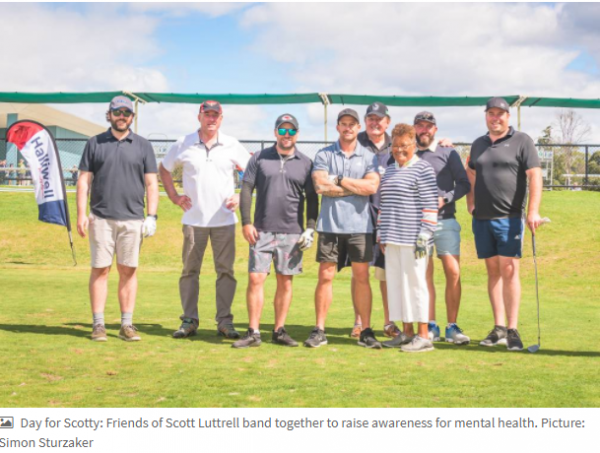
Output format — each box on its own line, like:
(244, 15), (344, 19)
(337, 108), (360, 123)
(485, 97), (510, 113)
(414, 111), (437, 125)
(275, 113), (299, 129)
(365, 102), (389, 118)
(200, 100), (222, 114)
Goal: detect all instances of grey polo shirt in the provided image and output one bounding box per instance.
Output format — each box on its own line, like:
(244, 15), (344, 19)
(313, 141), (378, 234)
(79, 129), (157, 220)
(468, 127), (540, 220)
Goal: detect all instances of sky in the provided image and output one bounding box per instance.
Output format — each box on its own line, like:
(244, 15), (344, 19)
(3, 1), (600, 143)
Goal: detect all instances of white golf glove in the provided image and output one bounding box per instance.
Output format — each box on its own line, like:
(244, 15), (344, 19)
(414, 232), (431, 259)
(143, 216), (157, 238)
(297, 228), (315, 251)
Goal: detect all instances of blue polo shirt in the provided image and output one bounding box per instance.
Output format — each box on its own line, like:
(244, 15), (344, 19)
(312, 141), (378, 234)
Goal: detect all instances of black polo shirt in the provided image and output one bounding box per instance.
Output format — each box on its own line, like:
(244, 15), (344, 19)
(79, 129), (157, 220)
(242, 145), (316, 234)
(468, 127), (540, 220)
(357, 131), (391, 210)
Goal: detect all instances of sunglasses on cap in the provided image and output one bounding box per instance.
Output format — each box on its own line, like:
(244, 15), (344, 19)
(111, 109), (133, 118)
(278, 128), (298, 136)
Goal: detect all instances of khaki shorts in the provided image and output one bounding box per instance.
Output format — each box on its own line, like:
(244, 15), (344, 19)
(89, 213), (143, 268)
(374, 266), (386, 281)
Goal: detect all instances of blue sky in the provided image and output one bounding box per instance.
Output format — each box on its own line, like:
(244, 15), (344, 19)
(3, 2), (600, 142)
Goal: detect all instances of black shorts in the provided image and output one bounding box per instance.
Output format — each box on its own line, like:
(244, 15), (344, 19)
(316, 233), (373, 264)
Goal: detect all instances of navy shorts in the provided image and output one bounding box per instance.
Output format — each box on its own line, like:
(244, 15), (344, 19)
(472, 217), (524, 259)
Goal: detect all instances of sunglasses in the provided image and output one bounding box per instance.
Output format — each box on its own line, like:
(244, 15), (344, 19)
(278, 128), (298, 136)
(111, 109), (133, 118)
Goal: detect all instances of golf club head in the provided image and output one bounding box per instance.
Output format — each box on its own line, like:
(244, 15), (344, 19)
(527, 344), (540, 353)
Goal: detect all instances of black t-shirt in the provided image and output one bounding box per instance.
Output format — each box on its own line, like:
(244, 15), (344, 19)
(242, 146), (315, 234)
(468, 127), (540, 219)
(79, 129), (158, 220)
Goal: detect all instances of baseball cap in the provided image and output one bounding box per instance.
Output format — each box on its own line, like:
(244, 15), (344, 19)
(365, 102), (389, 118)
(337, 108), (360, 123)
(414, 111), (437, 125)
(200, 100), (223, 114)
(275, 113), (299, 129)
(109, 96), (134, 112)
(485, 97), (510, 113)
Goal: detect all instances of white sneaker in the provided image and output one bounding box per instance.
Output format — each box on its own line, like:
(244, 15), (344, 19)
(400, 336), (434, 353)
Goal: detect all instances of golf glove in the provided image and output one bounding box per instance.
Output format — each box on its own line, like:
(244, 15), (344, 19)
(143, 216), (157, 238)
(414, 232), (431, 260)
(297, 228), (315, 251)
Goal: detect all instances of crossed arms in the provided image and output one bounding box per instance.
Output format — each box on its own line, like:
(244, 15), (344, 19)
(312, 170), (380, 198)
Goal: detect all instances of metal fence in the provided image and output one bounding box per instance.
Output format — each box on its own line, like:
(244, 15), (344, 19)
(1, 138), (599, 190)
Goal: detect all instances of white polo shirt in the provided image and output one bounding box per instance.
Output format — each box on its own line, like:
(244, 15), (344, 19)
(162, 130), (250, 227)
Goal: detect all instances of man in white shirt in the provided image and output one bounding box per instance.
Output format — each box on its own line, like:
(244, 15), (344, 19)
(159, 101), (251, 340)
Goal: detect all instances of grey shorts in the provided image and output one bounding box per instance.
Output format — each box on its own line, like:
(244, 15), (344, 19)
(430, 218), (461, 257)
(248, 232), (303, 275)
(316, 233), (373, 263)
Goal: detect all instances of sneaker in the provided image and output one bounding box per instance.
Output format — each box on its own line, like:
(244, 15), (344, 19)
(304, 328), (328, 348)
(357, 328), (382, 349)
(445, 324), (470, 345)
(400, 336), (434, 353)
(350, 324), (362, 338)
(217, 323), (241, 339)
(506, 329), (524, 351)
(118, 325), (141, 342)
(172, 317), (198, 339)
(232, 330), (261, 349)
(272, 327), (299, 347)
(428, 322), (441, 341)
(479, 325), (508, 347)
(383, 323), (401, 338)
(91, 324), (107, 342)
(382, 331), (413, 348)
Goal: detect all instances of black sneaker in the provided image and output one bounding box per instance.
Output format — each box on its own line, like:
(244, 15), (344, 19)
(272, 327), (299, 347)
(304, 328), (327, 348)
(506, 329), (524, 351)
(357, 327), (382, 349)
(479, 325), (508, 347)
(232, 329), (261, 349)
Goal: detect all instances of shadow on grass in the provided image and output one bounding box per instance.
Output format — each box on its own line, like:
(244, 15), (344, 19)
(432, 341), (600, 357)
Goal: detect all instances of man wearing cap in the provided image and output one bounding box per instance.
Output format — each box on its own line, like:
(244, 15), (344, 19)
(159, 101), (251, 340)
(410, 111), (471, 346)
(466, 97), (543, 351)
(306, 108), (382, 349)
(232, 114), (319, 348)
(77, 95), (159, 342)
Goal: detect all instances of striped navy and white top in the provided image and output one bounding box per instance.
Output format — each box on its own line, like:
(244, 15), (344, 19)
(379, 156), (438, 246)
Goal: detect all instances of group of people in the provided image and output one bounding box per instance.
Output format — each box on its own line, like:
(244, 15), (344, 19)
(0, 159), (28, 185)
(76, 95), (542, 353)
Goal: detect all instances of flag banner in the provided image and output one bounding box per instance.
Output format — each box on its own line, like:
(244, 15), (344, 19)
(6, 120), (69, 226)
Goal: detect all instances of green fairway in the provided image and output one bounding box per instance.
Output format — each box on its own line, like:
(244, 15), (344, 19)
(0, 190), (598, 408)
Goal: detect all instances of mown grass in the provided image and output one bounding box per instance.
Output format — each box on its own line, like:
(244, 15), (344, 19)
(0, 190), (598, 407)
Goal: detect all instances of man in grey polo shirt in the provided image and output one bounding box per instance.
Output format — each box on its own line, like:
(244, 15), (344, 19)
(77, 95), (159, 342)
(466, 97), (543, 352)
(412, 111), (471, 346)
(233, 114), (319, 348)
(305, 108), (382, 349)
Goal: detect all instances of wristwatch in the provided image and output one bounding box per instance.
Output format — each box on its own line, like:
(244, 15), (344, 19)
(337, 175), (344, 186)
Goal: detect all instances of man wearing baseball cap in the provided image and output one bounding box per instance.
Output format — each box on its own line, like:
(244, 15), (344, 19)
(466, 97), (543, 351)
(232, 114), (319, 348)
(306, 108), (382, 349)
(77, 95), (159, 342)
(159, 100), (251, 341)
(409, 111), (472, 347)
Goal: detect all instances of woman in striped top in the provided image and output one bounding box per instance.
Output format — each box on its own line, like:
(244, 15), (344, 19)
(378, 123), (438, 353)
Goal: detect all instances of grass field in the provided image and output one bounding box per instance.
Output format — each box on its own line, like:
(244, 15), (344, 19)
(0, 190), (598, 408)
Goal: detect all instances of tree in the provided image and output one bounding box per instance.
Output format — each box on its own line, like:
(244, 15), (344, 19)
(551, 110), (591, 184)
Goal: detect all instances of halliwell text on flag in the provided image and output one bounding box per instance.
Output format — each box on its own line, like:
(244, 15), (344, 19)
(6, 120), (70, 226)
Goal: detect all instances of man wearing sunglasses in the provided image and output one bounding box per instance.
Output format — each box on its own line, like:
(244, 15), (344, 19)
(233, 114), (318, 348)
(160, 101), (251, 341)
(77, 95), (159, 342)
(307, 108), (382, 349)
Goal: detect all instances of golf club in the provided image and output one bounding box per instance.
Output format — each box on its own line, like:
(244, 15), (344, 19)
(528, 217), (551, 354)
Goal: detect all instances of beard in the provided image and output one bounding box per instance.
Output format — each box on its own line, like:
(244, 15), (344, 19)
(110, 118), (130, 132)
(278, 140), (295, 152)
(417, 133), (434, 148)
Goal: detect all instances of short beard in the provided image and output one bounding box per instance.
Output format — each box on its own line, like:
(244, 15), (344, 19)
(110, 119), (129, 132)
(417, 133), (434, 148)
(277, 141), (295, 152)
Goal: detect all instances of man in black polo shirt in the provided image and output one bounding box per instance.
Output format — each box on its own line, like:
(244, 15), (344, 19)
(77, 95), (159, 343)
(233, 114), (319, 348)
(466, 97), (543, 351)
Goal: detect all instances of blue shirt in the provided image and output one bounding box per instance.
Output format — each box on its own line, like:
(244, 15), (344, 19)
(312, 141), (378, 234)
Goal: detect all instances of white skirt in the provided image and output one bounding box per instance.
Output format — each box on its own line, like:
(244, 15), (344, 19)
(385, 244), (429, 323)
